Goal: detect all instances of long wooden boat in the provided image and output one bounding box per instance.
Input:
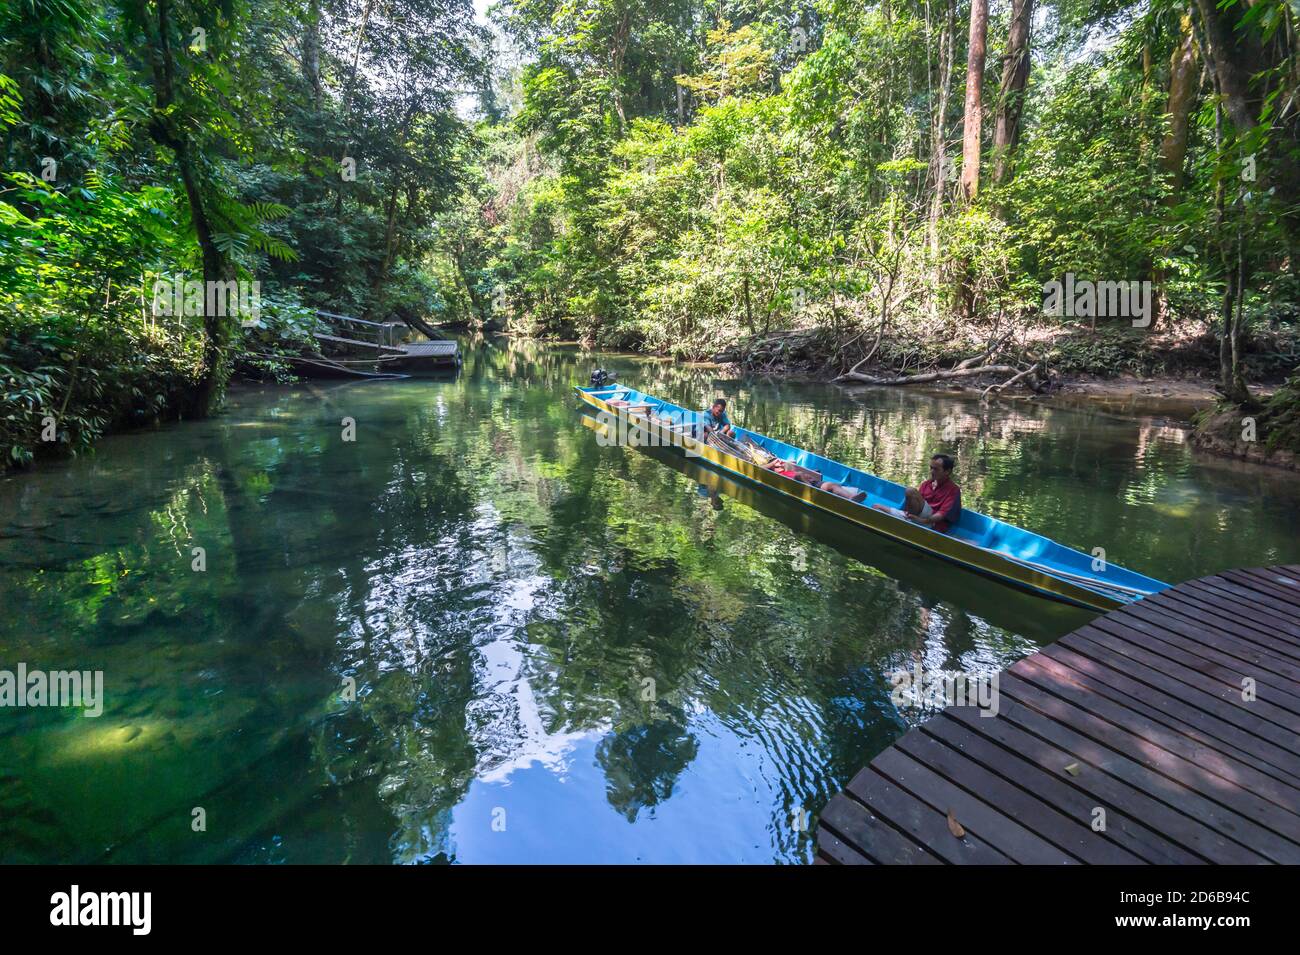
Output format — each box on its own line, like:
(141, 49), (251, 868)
(575, 384), (1170, 611)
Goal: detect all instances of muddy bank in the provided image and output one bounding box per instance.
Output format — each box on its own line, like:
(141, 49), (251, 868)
(865, 373), (1227, 422)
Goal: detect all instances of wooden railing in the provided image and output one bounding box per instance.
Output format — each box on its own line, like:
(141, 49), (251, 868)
(315, 310), (403, 348)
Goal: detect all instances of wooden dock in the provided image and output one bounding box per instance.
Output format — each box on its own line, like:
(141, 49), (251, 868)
(816, 565), (1300, 865)
(386, 340), (459, 370)
(307, 313), (460, 375)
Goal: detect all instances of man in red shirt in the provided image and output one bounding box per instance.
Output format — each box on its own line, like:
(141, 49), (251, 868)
(914, 454), (961, 532)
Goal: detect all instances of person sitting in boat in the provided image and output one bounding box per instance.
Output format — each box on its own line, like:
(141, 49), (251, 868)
(872, 487), (933, 522)
(701, 398), (735, 437)
(764, 457), (819, 484)
(760, 456), (868, 502)
(873, 454), (961, 532)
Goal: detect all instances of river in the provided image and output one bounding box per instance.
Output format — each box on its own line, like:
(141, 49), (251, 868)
(3, 339), (1299, 863)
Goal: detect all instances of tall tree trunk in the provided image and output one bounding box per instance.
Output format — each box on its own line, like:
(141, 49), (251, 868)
(1152, 9), (1199, 326)
(990, 0), (1033, 187)
(928, 0), (954, 263)
(1195, 0), (1300, 247)
(337, 0), (377, 216)
(138, 0), (233, 416)
(1211, 95), (1251, 406)
(303, 0), (322, 100)
(1158, 11), (1198, 197)
(609, 8), (631, 129)
(960, 0), (989, 200)
(1195, 0), (1257, 135)
(675, 60), (685, 126)
(370, 177), (402, 307)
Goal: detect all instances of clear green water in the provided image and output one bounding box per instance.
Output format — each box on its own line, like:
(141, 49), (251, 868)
(3, 340), (1299, 863)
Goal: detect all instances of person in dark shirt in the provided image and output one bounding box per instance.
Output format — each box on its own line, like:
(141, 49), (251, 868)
(702, 398), (734, 437)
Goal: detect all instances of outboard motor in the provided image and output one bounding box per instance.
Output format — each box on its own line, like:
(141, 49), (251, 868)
(590, 368), (614, 388)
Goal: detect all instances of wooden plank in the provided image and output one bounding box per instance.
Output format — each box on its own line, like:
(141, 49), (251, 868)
(922, 716), (1192, 864)
(316, 309), (384, 326)
(817, 791), (943, 865)
(1090, 613), (1300, 712)
(1128, 598), (1300, 685)
(1190, 579), (1300, 631)
(868, 747), (1079, 864)
(1222, 568), (1300, 609)
(399, 341), (458, 356)
(816, 566), (1300, 865)
(1142, 590), (1300, 667)
(1060, 631), (1300, 771)
(815, 824), (874, 865)
(1156, 587), (1300, 662)
(1180, 577), (1300, 637)
(1181, 579), (1300, 644)
(1004, 663), (1300, 837)
(944, 705), (1241, 863)
(1033, 644), (1300, 790)
(1068, 624), (1300, 733)
(843, 766), (1011, 863)
(895, 727), (1143, 863)
(1014, 652), (1300, 807)
(988, 687), (1285, 863)
(1183, 574), (1300, 627)
(1076, 623), (1300, 734)
(312, 332), (406, 355)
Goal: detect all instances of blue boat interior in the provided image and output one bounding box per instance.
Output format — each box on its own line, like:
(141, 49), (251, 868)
(579, 385), (1169, 600)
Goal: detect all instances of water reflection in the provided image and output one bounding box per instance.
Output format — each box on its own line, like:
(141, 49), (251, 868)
(2, 337), (1299, 863)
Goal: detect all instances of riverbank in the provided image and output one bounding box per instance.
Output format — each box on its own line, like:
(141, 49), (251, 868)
(688, 318), (1299, 470)
(2, 325), (1291, 477)
(817, 370), (1296, 471)
(836, 372), (1225, 421)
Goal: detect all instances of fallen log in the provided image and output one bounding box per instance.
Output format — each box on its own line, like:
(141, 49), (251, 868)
(980, 362), (1041, 402)
(834, 364), (1021, 385)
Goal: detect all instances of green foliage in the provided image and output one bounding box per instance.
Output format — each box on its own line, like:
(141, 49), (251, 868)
(0, 314), (204, 466)
(1, 0), (488, 468)
(676, 20), (774, 102)
(454, 0), (1300, 388)
(1260, 372), (1300, 454)
(994, 62), (1167, 288)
